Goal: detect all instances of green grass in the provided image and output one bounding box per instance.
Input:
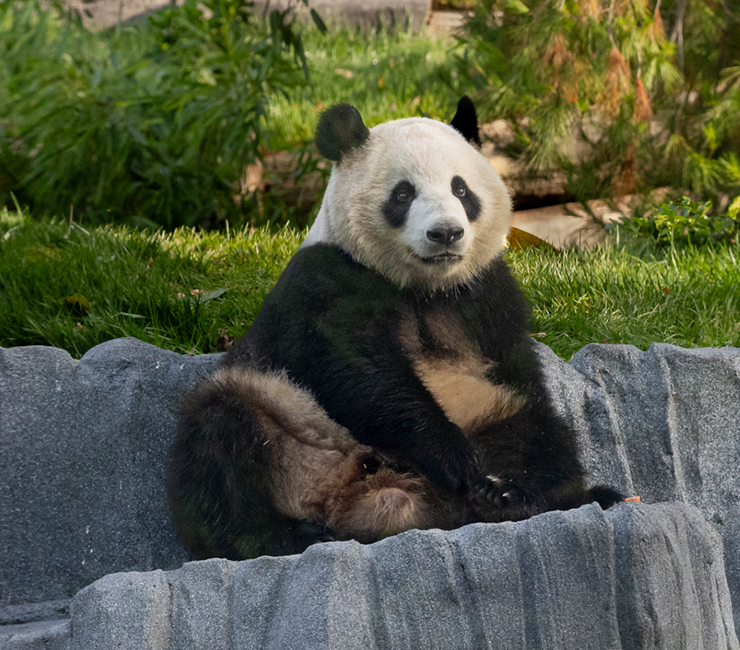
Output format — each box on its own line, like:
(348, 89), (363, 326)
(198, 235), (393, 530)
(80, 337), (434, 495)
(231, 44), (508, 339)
(2, 209), (738, 360)
(0, 208), (301, 357)
(513, 236), (740, 359)
(266, 25), (463, 147)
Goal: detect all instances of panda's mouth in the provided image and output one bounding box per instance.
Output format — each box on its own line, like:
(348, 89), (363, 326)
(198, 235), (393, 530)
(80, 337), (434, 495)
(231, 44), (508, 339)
(417, 253), (463, 265)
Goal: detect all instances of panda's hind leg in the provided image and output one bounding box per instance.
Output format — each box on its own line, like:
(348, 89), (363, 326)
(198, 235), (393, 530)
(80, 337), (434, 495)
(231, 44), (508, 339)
(168, 367), (329, 559)
(168, 367), (436, 559)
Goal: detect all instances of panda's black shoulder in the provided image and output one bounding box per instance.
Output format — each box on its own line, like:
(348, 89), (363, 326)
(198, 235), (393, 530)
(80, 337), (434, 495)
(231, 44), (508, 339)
(465, 256), (532, 333)
(272, 243), (387, 300)
(225, 243), (397, 368)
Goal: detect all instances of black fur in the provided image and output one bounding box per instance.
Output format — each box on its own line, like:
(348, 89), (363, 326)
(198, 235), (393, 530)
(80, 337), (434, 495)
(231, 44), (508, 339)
(449, 96), (481, 147)
(168, 377), (326, 559)
(315, 104), (370, 162)
(170, 244), (622, 558)
(451, 175), (481, 221)
(231, 246), (618, 512)
(383, 180), (417, 228)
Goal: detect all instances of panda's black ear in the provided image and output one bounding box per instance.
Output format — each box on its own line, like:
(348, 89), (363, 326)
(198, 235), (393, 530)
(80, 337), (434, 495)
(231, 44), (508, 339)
(450, 96), (481, 147)
(315, 104), (370, 162)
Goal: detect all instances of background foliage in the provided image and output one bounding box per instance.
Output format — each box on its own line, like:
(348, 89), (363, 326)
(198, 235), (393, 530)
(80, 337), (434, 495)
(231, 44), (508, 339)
(1, 0), (738, 238)
(0, 0), (311, 229)
(459, 0), (740, 208)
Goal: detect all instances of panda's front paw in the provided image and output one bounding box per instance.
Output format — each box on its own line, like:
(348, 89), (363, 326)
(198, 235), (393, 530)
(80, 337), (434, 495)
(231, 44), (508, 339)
(471, 475), (520, 513)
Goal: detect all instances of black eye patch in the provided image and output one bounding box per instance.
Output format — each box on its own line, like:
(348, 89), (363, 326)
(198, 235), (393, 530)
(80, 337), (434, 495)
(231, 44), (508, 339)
(451, 175), (481, 222)
(383, 180), (417, 228)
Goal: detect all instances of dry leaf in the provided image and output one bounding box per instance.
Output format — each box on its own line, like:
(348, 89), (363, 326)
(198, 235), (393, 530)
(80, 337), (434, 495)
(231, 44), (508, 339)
(614, 144), (637, 196)
(633, 78), (653, 122)
(217, 329), (236, 352)
(334, 68), (354, 80)
(507, 227), (556, 250)
(62, 293), (91, 313)
(177, 288), (228, 303)
(197, 288), (228, 303)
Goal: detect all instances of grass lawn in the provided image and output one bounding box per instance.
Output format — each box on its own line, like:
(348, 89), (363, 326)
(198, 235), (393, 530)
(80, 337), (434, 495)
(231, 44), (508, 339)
(266, 25), (462, 147)
(2, 208), (739, 360)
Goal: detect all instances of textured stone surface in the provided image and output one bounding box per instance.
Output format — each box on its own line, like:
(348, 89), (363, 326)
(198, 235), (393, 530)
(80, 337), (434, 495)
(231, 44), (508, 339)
(252, 0), (432, 32)
(6, 502), (738, 650)
(0, 620), (70, 650)
(70, 570), (171, 650)
(2, 339), (740, 641)
(0, 340), (221, 615)
(535, 342), (740, 627)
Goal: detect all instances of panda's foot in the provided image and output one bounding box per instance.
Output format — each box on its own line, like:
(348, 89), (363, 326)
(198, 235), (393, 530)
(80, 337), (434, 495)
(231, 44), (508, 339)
(327, 469), (431, 543)
(588, 485), (625, 509)
(471, 475), (522, 515)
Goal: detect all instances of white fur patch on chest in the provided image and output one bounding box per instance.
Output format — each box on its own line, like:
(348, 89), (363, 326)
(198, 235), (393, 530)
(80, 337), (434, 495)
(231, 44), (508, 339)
(400, 310), (525, 433)
(414, 355), (525, 433)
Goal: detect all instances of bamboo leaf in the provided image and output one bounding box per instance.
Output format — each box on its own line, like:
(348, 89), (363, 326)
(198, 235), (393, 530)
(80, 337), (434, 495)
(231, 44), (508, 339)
(310, 9), (327, 34)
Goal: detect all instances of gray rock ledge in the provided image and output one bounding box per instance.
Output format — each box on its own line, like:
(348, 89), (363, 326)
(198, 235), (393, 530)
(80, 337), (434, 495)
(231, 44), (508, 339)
(2, 502), (738, 650)
(2, 339), (740, 641)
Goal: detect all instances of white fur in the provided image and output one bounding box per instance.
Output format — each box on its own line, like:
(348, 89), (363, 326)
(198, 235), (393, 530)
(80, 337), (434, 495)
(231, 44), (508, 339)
(303, 117), (512, 292)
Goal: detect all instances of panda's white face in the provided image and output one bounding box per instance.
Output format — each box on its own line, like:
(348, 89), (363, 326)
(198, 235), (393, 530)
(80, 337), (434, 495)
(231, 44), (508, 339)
(303, 116), (512, 292)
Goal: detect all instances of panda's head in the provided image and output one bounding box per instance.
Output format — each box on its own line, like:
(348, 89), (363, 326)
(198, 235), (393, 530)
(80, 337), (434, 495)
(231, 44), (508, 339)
(302, 97), (512, 293)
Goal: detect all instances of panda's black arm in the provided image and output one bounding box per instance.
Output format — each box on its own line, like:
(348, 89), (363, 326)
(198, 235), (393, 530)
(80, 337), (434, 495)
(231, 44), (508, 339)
(296, 327), (483, 494)
(444, 260), (590, 505)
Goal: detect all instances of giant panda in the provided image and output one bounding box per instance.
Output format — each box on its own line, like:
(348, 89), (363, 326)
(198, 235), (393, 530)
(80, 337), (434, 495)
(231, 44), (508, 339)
(168, 97), (622, 561)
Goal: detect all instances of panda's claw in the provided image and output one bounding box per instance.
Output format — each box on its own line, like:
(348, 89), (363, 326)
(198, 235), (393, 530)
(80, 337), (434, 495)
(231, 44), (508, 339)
(472, 475), (519, 514)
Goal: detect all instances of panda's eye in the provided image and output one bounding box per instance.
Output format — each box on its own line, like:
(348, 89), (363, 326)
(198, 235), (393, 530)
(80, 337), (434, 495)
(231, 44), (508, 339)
(451, 175), (481, 221)
(391, 181), (415, 204)
(384, 181), (416, 227)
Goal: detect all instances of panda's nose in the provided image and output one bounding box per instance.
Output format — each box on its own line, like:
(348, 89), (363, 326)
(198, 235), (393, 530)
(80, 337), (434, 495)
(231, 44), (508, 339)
(426, 226), (464, 245)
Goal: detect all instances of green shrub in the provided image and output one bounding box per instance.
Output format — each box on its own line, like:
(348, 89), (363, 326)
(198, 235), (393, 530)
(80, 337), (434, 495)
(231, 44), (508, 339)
(626, 195), (740, 246)
(0, 0), (310, 229)
(458, 0), (740, 203)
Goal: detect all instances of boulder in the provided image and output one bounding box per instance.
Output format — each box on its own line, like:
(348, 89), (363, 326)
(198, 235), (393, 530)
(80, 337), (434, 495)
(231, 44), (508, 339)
(251, 0), (432, 33)
(2, 339), (740, 641)
(536, 342), (740, 628)
(0, 340), (220, 623)
(3, 502), (737, 650)
(55, 0), (432, 32)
